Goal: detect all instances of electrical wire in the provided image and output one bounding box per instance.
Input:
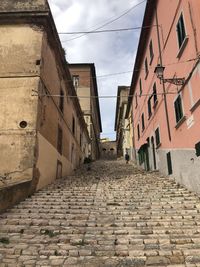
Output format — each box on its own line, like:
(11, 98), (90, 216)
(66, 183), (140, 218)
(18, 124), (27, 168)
(61, 0), (147, 42)
(0, 57), (198, 82)
(32, 91), (178, 99)
(59, 26), (153, 35)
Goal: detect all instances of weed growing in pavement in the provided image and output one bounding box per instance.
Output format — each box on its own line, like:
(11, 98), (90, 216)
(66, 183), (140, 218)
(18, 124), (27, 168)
(77, 239), (86, 246)
(40, 229), (58, 238)
(0, 237), (9, 244)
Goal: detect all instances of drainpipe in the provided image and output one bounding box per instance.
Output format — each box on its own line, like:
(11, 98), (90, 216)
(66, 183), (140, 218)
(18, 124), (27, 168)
(155, 7), (171, 142)
(188, 2), (199, 56)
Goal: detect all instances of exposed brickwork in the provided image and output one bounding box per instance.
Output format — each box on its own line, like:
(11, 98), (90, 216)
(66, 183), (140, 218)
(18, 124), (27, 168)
(1, 160), (200, 266)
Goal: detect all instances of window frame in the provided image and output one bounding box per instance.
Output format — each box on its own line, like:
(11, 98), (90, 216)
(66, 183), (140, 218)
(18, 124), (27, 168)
(139, 78), (142, 97)
(59, 88), (64, 113)
(135, 93), (138, 108)
(149, 40), (154, 65)
(141, 113), (145, 132)
(174, 94), (184, 124)
(57, 125), (63, 155)
(72, 75), (79, 89)
(144, 57), (149, 79)
(137, 124), (140, 140)
(176, 13), (186, 49)
(147, 97), (152, 119)
(153, 82), (158, 107)
(155, 127), (161, 147)
(72, 116), (76, 135)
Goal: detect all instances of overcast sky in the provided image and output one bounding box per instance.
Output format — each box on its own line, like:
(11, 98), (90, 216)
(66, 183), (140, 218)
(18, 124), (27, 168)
(48, 0), (146, 140)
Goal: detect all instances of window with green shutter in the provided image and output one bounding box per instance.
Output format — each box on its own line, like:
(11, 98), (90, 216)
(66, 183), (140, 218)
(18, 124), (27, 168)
(174, 95), (183, 123)
(176, 13), (186, 48)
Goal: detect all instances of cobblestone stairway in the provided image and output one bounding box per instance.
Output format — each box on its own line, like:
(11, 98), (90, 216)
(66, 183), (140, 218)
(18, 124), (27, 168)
(1, 160), (200, 266)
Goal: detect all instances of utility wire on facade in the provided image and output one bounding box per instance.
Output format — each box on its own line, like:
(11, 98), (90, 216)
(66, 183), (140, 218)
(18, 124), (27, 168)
(59, 26), (154, 35)
(32, 91), (178, 99)
(0, 57), (198, 82)
(60, 0), (147, 42)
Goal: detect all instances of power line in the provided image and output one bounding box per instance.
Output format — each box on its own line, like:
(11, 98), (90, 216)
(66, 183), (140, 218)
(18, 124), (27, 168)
(59, 26), (152, 35)
(61, 0), (146, 42)
(0, 57), (197, 82)
(32, 91), (178, 99)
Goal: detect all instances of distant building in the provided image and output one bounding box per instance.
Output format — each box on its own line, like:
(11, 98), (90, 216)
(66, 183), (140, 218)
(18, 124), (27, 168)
(114, 86), (132, 158)
(0, 0), (90, 211)
(127, 0), (200, 193)
(100, 140), (117, 160)
(69, 64), (102, 160)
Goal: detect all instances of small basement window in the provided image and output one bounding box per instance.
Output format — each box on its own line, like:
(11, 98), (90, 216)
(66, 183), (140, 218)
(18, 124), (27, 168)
(195, 141), (200, 157)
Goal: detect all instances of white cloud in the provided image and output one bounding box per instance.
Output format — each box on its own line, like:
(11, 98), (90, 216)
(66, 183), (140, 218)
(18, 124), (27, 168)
(48, 0), (146, 140)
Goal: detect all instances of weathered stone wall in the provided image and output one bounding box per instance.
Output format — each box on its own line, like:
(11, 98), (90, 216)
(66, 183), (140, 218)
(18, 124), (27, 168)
(0, 0), (48, 12)
(35, 32), (89, 189)
(69, 65), (101, 160)
(100, 141), (117, 160)
(0, 25), (43, 188)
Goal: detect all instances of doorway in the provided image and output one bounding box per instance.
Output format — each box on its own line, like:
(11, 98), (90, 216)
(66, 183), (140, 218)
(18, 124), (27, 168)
(167, 152), (173, 175)
(56, 160), (62, 179)
(151, 136), (157, 170)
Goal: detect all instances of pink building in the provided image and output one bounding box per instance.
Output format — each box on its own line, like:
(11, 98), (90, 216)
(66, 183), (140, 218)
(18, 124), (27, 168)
(126, 0), (200, 193)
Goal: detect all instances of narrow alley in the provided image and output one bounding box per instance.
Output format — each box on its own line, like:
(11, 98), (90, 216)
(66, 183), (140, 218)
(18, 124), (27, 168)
(1, 160), (200, 267)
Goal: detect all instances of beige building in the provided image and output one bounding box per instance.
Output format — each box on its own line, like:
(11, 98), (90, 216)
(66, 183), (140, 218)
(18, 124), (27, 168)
(100, 140), (117, 160)
(124, 106), (135, 161)
(0, 0), (90, 211)
(69, 64), (102, 160)
(114, 86), (132, 158)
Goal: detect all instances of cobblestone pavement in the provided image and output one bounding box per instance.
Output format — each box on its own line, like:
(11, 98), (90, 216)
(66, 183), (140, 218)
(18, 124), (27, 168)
(1, 160), (200, 267)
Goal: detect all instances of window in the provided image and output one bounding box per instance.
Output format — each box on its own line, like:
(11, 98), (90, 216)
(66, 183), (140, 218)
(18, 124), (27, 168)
(147, 97), (152, 118)
(141, 113), (145, 131)
(176, 13), (186, 48)
(135, 93), (138, 108)
(57, 126), (63, 154)
(153, 82), (158, 105)
(80, 133), (82, 147)
(145, 58), (149, 78)
(137, 124), (140, 140)
(174, 95), (183, 123)
(149, 40), (154, 64)
(72, 75), (79, 89)
(59, 89), (64, 113)
(72, 116), (75, 135)
(155, 127), (161, 147)
(195, 141), (200, 157)
(167, 152), (173, 175)
(71, 143), (74, 163)
(139, 79), (142, 96)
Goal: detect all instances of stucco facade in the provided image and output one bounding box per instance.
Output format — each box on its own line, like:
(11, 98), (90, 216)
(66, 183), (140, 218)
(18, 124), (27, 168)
(127, 0), (200, 193)
(0, 0), (90, 211)
(69, 64), (102, 160)
(114, 86), (130, 158)
(100, 140), (117, 160)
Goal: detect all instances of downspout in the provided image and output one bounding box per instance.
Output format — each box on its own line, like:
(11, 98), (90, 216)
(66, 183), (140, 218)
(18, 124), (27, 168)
(188, 2), (199, 56)
(155, 7), (171, 142)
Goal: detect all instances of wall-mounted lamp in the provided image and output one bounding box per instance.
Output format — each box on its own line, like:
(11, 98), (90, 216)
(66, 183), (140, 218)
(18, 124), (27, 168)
(154, 64), (185, 86)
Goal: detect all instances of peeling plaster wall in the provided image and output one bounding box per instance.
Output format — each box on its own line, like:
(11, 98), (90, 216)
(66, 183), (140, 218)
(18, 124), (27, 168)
(36, 133), (73, 190)
(0, 0), (48, 12)
(35, 33), (88, 189)
(0, 25), (43, 210)
(100, 141), (117, 160)
(158, 149), (200, 194)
